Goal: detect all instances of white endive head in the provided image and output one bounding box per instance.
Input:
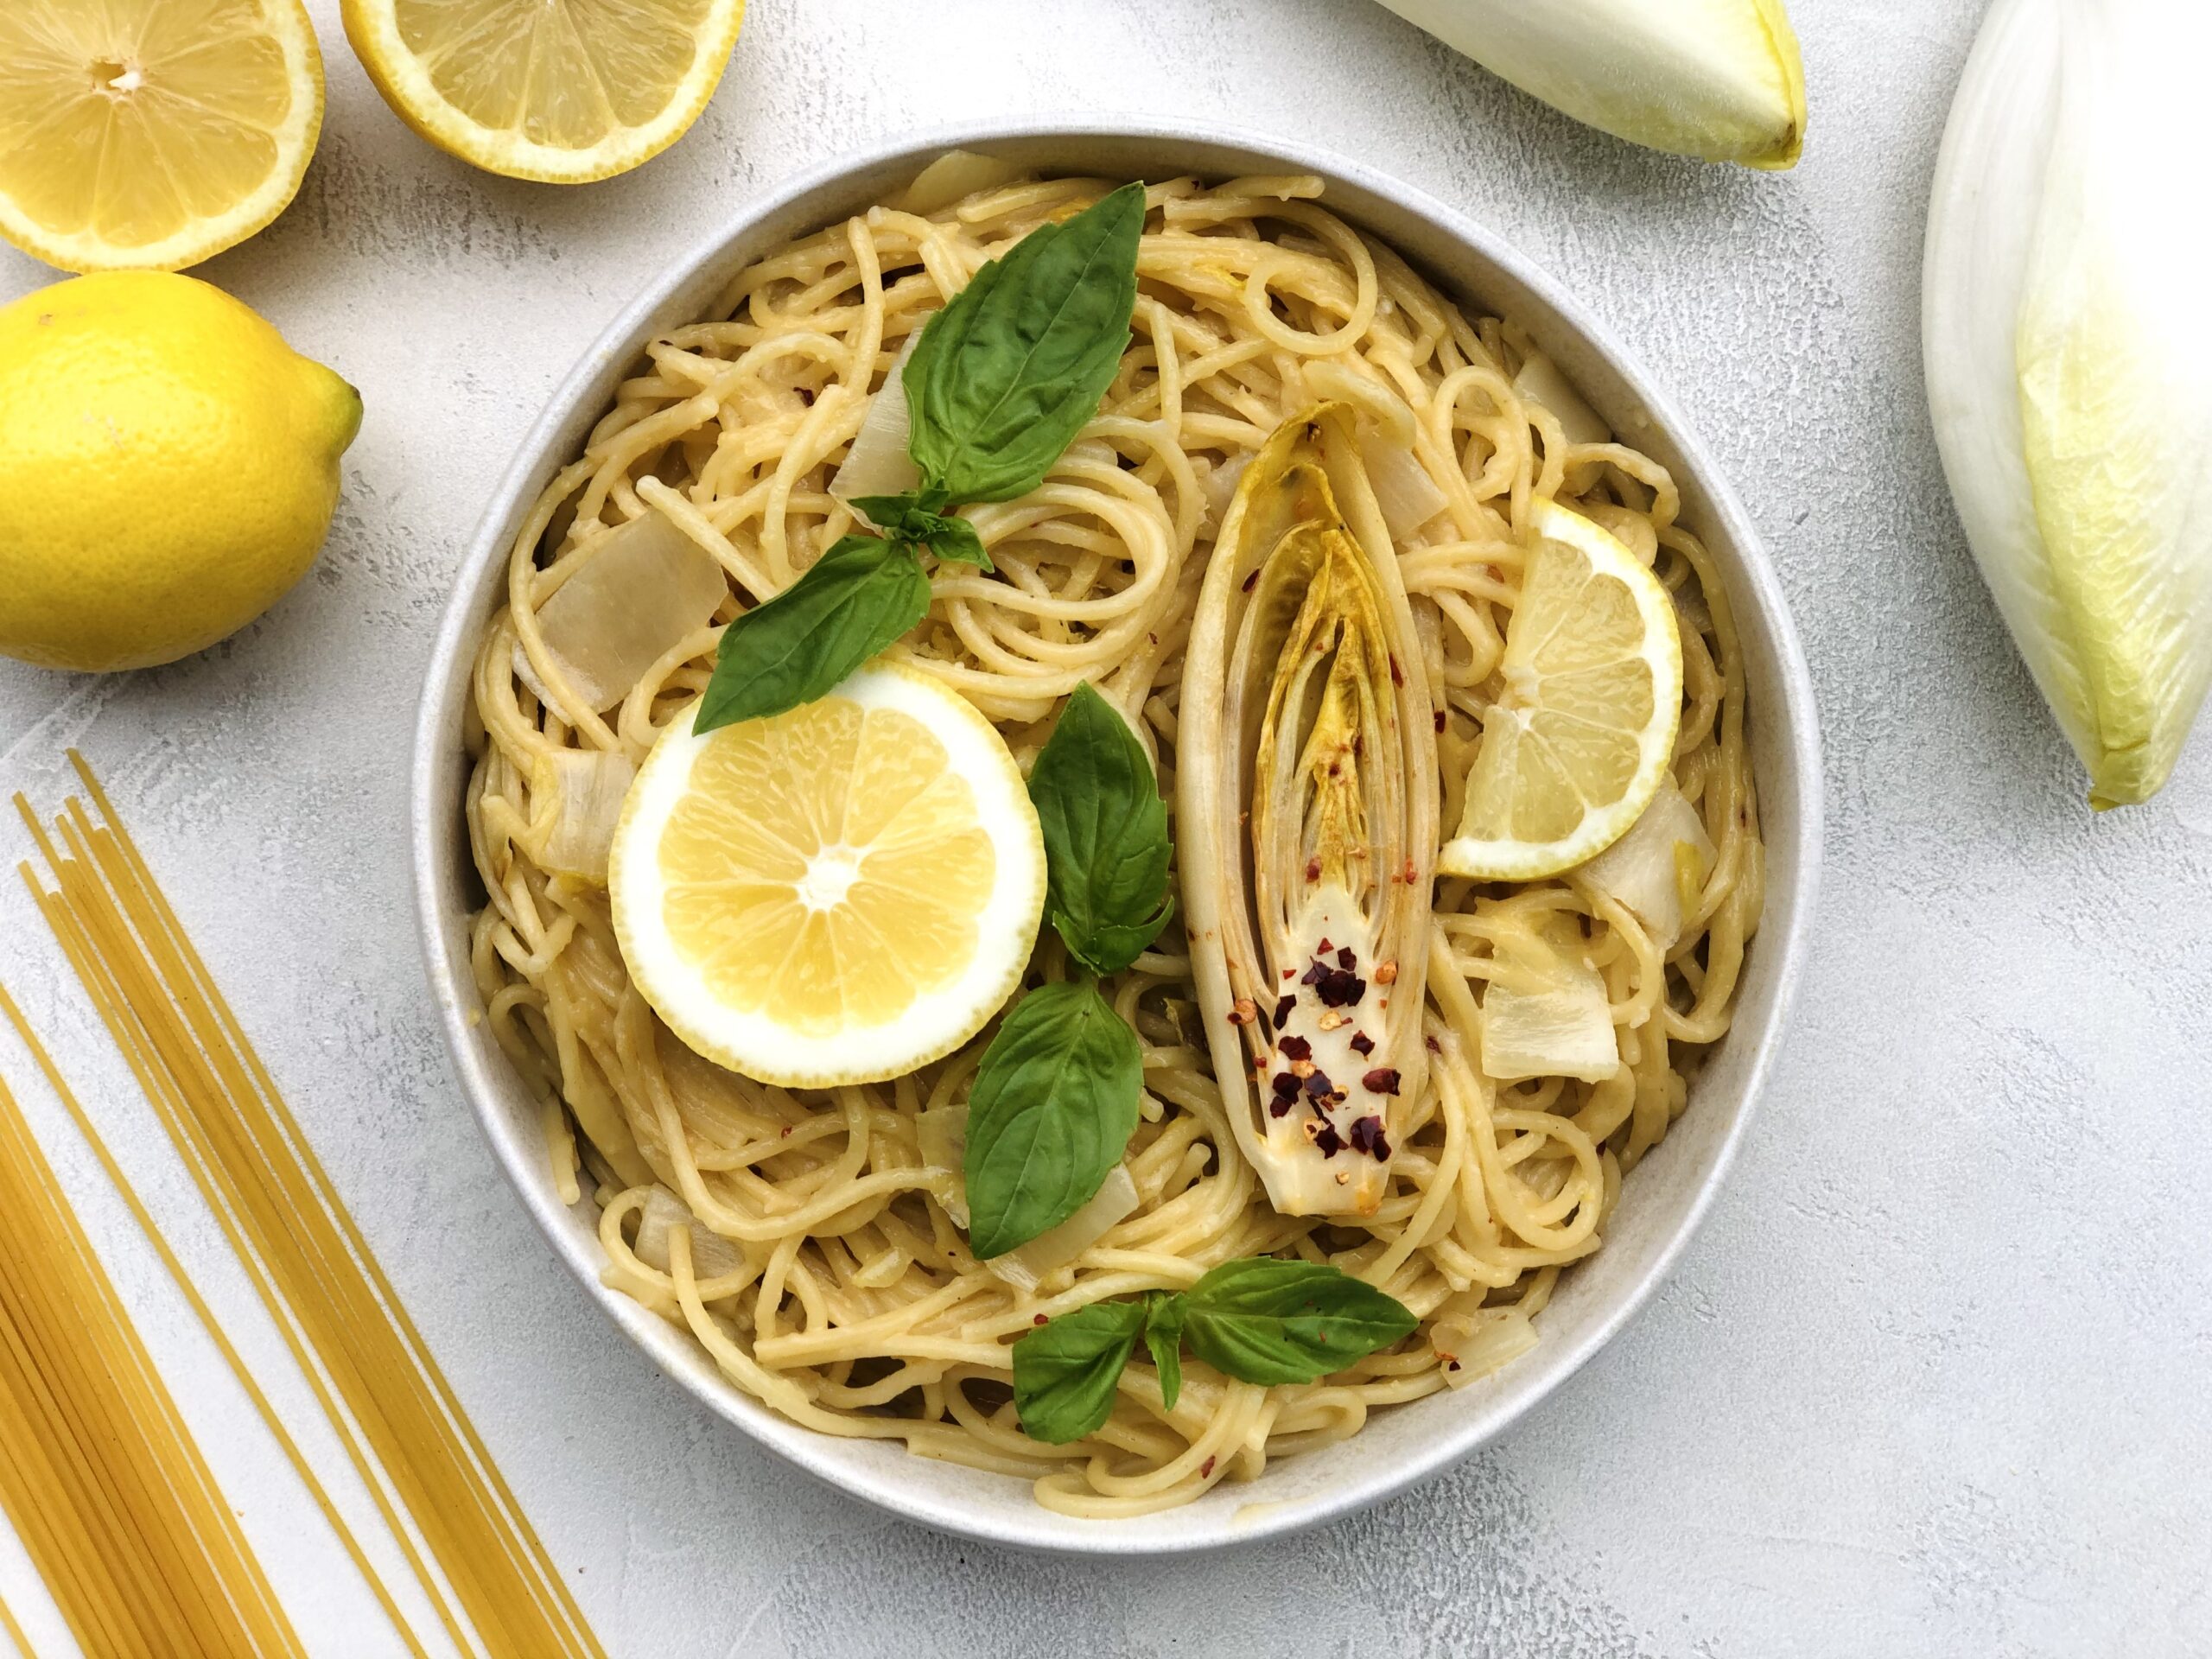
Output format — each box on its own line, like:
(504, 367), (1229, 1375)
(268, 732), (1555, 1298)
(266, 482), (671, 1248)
(1374, 0), (1805, 168)
(1924, 0), (2212, 808)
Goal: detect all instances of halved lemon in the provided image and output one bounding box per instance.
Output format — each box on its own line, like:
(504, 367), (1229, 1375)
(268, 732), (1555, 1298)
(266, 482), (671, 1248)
(342, 0), (745, 184)
(1438, 499), (1684, 880)
(0, 0), (323, 273)
(610, 664), (1046, 1089)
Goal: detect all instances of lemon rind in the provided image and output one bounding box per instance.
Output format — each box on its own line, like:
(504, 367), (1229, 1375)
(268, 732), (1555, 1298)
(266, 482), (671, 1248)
(0, 0), (324, 274)
(608, 662), (1046, 1090)
(340, 0), (746, 185)
(1436, 500), (1686, 881)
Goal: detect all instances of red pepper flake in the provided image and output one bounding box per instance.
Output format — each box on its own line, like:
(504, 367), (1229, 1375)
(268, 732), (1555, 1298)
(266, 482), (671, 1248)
(1402, 857), (1419, 885)
(1279, 1034), (1312, 1061)
(1448, 1359), (1462, 1372)
(1313, 968), (1365, 1007)
(1282, 968), (1296, 981)
(1304, 857), (1321, 881)
(1200, 1456), (1217, 1478)
(1033, 1313), (1048, 1325)
(1346, 1115), (1392, 1159)
(779, 1126), (793, 1137)
(1302, 1070), (1334, 1097)
(1389, 656), (1404, 687)
(1374, 959), (1398, 986)
(1313, 1122), (1344, 1157)
(1362, 1067), (1402, 1096)
(1425, 1034), (1442, 1053)
(1288, 1058), (1316, 1079)
(1349, 1031), (1374, 1057)
(1228, 996), (1256, 1026)
(1315, 937), (1333, 956)
(1336, 946), (1357, 969)
(1274, 993), (1295, 1025)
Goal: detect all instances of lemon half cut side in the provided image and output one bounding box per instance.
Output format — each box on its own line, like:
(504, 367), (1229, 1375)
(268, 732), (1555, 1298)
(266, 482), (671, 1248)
(1439, 499), (1686, 880)
(0, 0), (324, 273)
(609, 664), (1046, 1090)
(343, 0), (746, 184)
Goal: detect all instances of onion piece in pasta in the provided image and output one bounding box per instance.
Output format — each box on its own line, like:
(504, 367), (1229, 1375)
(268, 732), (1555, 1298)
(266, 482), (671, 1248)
(529, 749), (636, 883)
(1573, 783), (1715, 952)
(522, 510), (724, 711)
(828, 334), (923, 507)
(985, 1163), (1138, 1293)
(1480, 928), (1620, 1084)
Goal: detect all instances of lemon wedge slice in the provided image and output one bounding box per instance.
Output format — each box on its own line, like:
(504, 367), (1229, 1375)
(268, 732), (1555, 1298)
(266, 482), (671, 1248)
(342, 0), (744, 183)
(1438, 499), (1684, 880)
(0, 0), (323, 273)
(610, 664), (1046, 1089)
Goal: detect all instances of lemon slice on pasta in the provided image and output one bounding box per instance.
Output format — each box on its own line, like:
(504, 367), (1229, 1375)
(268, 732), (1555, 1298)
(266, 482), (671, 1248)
(1438, 499), (1684, 880)
(341, 0), (744, 184)
(609, 664), (1046, 1089)
(0, 0), (323, 273)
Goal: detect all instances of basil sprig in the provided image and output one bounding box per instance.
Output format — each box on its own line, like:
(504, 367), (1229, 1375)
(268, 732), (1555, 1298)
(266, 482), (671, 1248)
(963, 982), (1141, 1260)
(1026, 683), (1175, 976)
(694, 183), (1146, 737)
(962, 684), (1174, 1258)
(1012, 1261), (1419, 1445)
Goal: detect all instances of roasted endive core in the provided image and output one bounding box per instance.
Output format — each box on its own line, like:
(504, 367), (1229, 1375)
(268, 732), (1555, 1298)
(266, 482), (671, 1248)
(1180, 406), (1436, 1216)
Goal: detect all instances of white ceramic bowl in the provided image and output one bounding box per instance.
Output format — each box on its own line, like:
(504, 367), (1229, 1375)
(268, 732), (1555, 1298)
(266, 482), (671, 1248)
(411, 118), (1822, 1554)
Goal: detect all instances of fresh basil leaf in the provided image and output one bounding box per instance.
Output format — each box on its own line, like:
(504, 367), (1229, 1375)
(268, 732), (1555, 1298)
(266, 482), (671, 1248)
(963, 980), (1141, 1258)
(849, 493), (993, 570)
(1012, 1296), (1148, 1445)
(903, 181), (1146, 504)
(1027, 682), (1173, 976)
(1179, 1259), (1418, 1388)
(693, 535), (928, 734)
(1143, 1291), (1187, 1411)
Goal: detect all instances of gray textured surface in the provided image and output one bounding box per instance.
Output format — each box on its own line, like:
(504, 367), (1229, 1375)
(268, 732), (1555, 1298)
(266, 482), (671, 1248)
(1, 1), (2207, 1654)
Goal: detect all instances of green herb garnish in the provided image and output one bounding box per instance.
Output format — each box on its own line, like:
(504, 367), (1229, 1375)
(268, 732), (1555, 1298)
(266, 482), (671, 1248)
(962, 685), (1173, 1258)
(1011, 1261), (1419, 1445)
(1026, 682), (1175, 976)
(695, 182), (1147, 736)
(962, 980), (1142, 1260)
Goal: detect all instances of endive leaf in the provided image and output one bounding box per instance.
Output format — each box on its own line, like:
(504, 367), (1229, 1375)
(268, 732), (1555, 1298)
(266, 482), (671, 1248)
(1375, 0), (1806, 168)
(1924, 0), (2212, 807)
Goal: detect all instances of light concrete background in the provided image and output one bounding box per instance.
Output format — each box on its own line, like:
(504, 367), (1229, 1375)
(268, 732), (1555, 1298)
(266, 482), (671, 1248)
(3, 1), (2208, 1654)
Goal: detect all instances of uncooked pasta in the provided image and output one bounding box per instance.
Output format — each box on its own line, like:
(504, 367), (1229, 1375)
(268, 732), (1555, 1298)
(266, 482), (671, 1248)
(467, 168), (1764, 1516)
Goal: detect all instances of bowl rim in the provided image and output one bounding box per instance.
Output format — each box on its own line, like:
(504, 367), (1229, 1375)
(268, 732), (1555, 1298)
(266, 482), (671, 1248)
(410, 113), (1823, 1556)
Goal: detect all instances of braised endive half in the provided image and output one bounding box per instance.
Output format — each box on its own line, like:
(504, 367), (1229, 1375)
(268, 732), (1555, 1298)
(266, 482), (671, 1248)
(1375, 0), (1806, 168)
(1180, 407), (1436, 1217)
(1924, 0), (2212, 809)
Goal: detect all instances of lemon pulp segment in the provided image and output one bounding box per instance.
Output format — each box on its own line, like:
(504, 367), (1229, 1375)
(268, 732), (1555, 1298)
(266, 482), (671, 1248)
(344, 0), (745, 183)
(660, 699), (996, 1037)
(1440, 500), (1684, 879)
(0, 0), (322, 272)
(610, 663), (1046, 1090)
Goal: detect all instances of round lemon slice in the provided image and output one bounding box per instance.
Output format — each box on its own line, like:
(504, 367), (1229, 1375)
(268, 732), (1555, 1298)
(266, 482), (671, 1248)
(1438, 499), (1684, 880)
(341, 0), (745, 184)
(0, 0), (323, 273)
(610, 664), (1046, 1089)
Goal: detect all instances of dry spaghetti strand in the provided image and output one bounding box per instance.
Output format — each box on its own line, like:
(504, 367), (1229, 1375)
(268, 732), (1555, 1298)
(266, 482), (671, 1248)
(0, 1011), (304, 1659)
(17, 754), (606, 1659)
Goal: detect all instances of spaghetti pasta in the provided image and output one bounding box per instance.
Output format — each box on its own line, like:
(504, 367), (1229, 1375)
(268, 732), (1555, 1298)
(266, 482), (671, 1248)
(466, 171), (1764, 1515)
(0, 999), (302, 1658)
(19, 760), (605, 1657)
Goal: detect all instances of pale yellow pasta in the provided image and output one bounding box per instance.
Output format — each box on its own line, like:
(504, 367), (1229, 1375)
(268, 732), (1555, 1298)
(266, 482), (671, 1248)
(466, 173), (1763, 1516)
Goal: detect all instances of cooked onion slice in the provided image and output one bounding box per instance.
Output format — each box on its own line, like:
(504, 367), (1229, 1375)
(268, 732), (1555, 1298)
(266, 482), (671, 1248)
(523, 510), (725, 712)
(984, 1162), (1138, 1292)
(530, 749), (636, 883)
(916, 1102), (971, 1228)
(1430, 1298), (1539, 1387)
(1573, 782), (1714, 951)
(1512, 350), (1611, 448)
(632, 1186), (747, 1281)
(1480, 931), (1620, 1083)
(829, 334), (923, 507)
(892, 149), (1029, 218)
(1179, 404), (1438, 1217)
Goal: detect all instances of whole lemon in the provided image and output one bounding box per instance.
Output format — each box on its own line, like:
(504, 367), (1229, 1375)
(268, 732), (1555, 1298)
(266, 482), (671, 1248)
(0, 272), (361, 671)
